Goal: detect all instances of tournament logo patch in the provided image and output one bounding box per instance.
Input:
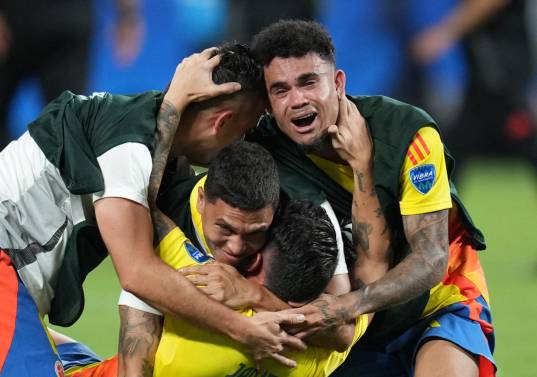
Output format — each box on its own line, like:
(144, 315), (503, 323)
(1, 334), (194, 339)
(185, 242), (211, 264)
(409, 164), (436, 194)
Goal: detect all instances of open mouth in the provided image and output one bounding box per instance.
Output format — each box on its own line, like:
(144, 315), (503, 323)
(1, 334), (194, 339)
(291, 112), (317, 128)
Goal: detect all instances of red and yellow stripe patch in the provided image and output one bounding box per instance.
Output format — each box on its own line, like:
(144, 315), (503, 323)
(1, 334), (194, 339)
(406, 131), (431, 165)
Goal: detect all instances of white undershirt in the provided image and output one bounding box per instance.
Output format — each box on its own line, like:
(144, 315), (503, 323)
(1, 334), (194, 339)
(92, 142), (152, 208)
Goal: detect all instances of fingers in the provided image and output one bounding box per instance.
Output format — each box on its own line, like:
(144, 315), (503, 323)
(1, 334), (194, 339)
(178, 265), (208, 276)
(281, 333), (307, 352)
(294, 328), (317, 339)
(206, 51), (222, 67)
(275, 313), (306, 326)
(210, 81), (242, 97)
(269, 353), (297, 368)
(200, 46), (218, 58)
(326, 124), (339, 136)
(337, 93), (349, 125)
(183, 274), (210, 286)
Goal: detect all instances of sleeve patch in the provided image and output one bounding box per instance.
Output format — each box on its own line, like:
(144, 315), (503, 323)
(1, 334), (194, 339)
(185, 242), (213, 264)
(407, 132), (431, 165)
(409, 164), (436, 194)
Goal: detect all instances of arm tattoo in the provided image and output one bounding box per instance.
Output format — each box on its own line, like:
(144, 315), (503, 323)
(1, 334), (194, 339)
(374, 207), (383, 218)
(359, 210), (449, 313)
(355, 171), (366, 193)
(352, 215), (372, 251)
(119, 306), (163, 377)
(148, 100), (181, 244)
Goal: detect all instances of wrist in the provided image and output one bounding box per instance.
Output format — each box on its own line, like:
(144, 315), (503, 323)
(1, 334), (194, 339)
(339, 290), (364, 321)
(163, 92), (189, 114)
(349, 159), (373, 171)
(222, 312), (250, 344)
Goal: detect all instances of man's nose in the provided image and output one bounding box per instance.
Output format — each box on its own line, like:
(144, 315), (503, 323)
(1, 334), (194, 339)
(226, 235), (245, 256)
(289, 87), (308, 109)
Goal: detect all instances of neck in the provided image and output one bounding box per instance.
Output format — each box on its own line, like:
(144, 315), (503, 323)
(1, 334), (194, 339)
(313, 145), (348, 165)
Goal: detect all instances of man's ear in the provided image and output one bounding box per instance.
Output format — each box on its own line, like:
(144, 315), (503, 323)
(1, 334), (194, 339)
(335, 69), (346, 99)
(212, 110), (234, 135)
(244, 252), (263, 276)
(196, 186), (205, 213)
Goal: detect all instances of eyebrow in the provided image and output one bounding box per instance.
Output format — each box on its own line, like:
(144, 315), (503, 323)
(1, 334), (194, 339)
(268, 72), (320, 92)
(217, 219), (269, 235)
(296, 72), (319, 84)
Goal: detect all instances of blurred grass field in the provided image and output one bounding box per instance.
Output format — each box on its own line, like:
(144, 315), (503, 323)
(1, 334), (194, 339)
(49, 158), (537, 377)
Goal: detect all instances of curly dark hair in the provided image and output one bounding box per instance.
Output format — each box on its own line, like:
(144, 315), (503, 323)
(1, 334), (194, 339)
(251, 20), (335, 66)
(205, 141), (279, 211)
(263, 200), (338, 303)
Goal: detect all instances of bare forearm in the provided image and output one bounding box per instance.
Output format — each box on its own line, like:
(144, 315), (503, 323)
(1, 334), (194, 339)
(304, 322), (355, 352)
(123, 254), (247, 341)
(118, 306), (162, 377)
(148, 100), (182, 244)
(349, 210), (449, 316)
(350, 162), (391, 288)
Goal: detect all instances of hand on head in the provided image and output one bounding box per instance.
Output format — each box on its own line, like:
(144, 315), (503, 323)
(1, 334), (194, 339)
(164, 47), (242, 112)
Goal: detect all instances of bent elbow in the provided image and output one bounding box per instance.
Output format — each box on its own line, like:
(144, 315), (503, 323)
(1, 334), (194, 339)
(117, 263), (144, 296)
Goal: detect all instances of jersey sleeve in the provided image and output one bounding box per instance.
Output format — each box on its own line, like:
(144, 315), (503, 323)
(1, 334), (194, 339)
(93, 142), (152, 207)
(118, 290), (162, 316)
(399, 127), (452, 215)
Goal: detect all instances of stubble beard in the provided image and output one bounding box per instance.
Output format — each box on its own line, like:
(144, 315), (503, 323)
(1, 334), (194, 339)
(298, 131), (332, 155)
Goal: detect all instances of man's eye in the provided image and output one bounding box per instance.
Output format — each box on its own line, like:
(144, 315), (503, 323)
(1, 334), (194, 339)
(217, 224), (232, 235)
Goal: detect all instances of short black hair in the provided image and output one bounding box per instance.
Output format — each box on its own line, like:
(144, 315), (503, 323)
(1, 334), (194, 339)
(251, 20), (335, 67)
(264, 200), (338, 303)
(211, 42), (265, 96)
(165, 43), (265, 104)
(205, 141), (279, 211)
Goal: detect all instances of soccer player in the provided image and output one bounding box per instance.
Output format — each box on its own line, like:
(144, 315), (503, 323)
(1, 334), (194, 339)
(0, 44), (304, 377)
(54, 141), (389, 377)
(247, 20), (495, 377)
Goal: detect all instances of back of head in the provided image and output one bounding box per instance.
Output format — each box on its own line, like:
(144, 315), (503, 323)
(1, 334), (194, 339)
(205, 141), (279, 211)
(211, 42), (266, 102)
(263, 200), (338, 303)
(251, 19), (335, 67)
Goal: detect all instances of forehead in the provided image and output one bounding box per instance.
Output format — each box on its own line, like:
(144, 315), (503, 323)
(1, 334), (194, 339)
(208, 198), (274, 226)
(264, 53), (334, 84)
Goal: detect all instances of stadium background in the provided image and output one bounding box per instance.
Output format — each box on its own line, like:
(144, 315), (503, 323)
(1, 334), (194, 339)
(1, 1), (536, 376)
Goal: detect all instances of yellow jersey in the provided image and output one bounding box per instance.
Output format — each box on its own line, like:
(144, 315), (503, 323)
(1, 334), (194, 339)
(308, 127), (452, 215)
(308, 127), (454, 317)
(153, 180), (369, 377)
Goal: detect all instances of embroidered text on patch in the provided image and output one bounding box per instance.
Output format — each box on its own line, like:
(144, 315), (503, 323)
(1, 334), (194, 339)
(409, 164), (436, 194)
(185, 242), (212, 263)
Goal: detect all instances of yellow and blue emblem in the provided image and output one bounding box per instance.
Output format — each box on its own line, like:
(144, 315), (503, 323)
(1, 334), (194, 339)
(409, 164), (436, 195)
(185, 242), (212, 264)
